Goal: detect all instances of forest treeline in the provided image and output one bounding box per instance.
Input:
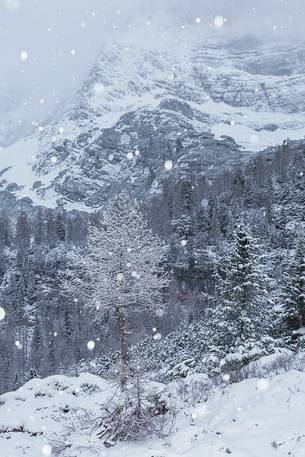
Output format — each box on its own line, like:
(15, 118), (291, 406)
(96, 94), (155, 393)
(0, 139), (305, 393)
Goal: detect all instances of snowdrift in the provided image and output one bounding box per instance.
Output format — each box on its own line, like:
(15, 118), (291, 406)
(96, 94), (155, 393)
(1, 369), (305, 456)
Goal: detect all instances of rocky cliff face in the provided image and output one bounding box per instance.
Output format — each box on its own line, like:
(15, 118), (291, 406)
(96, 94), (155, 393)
(3, 35), (305, 209)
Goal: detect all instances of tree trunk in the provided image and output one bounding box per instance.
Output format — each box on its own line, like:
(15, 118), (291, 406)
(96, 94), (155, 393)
(117, 305), (128, 390)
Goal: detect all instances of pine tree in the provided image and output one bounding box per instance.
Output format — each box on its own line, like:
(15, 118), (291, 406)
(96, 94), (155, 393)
(15, 211), (31, 252)
(282, 239), (305, 337)
(34, 208), (45, 245)
(0, 211), (10, 278)
(207, 193), (221, 243)
(212, 224), (273, 369)
(231, 168), (245, 203)
(218, 199), (230, 238)
(195, 205), (210, 249)
(46, 210), (56, 246)
(29, 314), (45, 376)
(0, 210), (10, 247)
(56, 211), (66, 242)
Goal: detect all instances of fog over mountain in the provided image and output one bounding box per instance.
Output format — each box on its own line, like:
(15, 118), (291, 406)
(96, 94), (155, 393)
(0, 0), (304, 140)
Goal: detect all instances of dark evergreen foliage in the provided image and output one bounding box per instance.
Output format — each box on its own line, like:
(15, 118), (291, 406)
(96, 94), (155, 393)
(0, 139), (305, 392)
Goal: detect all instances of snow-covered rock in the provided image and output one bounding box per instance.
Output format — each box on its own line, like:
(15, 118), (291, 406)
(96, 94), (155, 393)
(3, 36), (305, 208)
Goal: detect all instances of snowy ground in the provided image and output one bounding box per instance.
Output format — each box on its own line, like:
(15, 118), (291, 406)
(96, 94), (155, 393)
(1, 368), (305, 457)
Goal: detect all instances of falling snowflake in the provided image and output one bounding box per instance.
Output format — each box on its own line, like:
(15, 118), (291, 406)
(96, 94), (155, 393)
(214, 15), (225, 29)
(70, 49), (76, 56)
(51, 156), (58, 164)
(117, 273), (124, 281)
(0, 307), (5, 321)
(195, 17), (201, 24)
(153, 332), (162, 341)
(15, 341), (22, 350)
(222, 373), (230, 382)
(164, 160), (173, 171)
(127, 152), (134, 160)
(20, 51), (29, 62)
(181, 239), (187, 246)
(87, 340), (95, 351)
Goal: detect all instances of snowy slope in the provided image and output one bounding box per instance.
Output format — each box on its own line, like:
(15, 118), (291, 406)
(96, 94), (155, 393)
(1, 369), (305, 457)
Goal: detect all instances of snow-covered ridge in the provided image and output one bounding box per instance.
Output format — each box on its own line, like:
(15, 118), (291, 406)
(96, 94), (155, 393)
(1, 368), (305, 456)
(3, 36), (305, 208)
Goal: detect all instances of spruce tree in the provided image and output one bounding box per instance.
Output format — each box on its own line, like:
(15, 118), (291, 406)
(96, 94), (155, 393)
(15, 211), (31, 252)
(34, 208), (45, 245)
(29, 314), (45, 376)
(212, 224), (273, 369)
(56, 211), (66, 242)
(46, 210), (57, 246)
(282, 239), (305, 338)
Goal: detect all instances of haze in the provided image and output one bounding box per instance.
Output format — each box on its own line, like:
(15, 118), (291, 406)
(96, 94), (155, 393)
(0, 0), (304, 135)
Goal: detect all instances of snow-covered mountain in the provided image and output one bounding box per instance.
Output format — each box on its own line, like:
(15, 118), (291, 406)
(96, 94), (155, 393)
(2, 35), (305, 208)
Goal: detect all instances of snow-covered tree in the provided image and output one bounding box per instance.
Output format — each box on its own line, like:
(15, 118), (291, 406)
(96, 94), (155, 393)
(62, 193), (169, 389)
(56, 211), (66, 242)
(211, 224), (273, 369)
(282, 239), (305, 336)
(15, 211), (31, 252)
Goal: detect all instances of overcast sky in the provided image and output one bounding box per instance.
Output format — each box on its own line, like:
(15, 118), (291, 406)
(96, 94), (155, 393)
(0, 0), (304, 130)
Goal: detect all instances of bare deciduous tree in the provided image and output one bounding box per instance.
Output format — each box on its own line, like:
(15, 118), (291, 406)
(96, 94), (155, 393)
(62, 192), (169, 390)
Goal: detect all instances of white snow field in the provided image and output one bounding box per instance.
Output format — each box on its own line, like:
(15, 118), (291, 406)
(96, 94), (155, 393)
(1, 369), (305, 457)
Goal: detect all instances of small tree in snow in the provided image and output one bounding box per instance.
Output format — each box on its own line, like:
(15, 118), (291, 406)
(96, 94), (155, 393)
(63, 193), (169, 390)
